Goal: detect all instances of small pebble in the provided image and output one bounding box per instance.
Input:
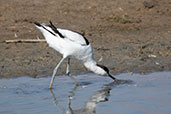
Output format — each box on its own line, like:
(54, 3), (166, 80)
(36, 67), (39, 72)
(14, 33), (18, 38)
(155, 62), (159, 65)
(148, 54), (157, 58)
(143, 1), (154, 8)
(134, 84), (137, 87)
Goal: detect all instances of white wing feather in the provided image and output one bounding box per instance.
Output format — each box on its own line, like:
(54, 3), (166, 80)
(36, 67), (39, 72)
(57, 28), (88, 45)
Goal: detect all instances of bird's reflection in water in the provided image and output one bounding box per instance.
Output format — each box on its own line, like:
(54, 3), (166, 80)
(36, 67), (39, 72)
(50, 89), (67, 114)
(103, 79), (133, 90)
(50, 79), (133, 114)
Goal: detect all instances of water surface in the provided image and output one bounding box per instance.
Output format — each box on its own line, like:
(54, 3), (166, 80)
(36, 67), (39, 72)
(0, 72), (171, 114)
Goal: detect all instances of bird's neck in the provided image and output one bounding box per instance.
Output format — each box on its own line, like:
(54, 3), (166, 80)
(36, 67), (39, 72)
(83, 60), (106, 75)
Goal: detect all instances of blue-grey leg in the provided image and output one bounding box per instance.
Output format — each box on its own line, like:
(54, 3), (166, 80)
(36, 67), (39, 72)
(66, 58), (80, 86)
(49, 57), (66, 89)
(66, 58), (70, 75)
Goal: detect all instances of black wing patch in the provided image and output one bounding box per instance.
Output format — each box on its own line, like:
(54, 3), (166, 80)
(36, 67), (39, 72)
(83, 36), (89, 45)
(35, 22), (56, 36)
(49, 21), (65, 38)
(42, 26), (56, 36)
(73, 31), (90, 45)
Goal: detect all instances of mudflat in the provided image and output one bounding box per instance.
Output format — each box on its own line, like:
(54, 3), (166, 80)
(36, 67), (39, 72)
(0, 0), (171, 78)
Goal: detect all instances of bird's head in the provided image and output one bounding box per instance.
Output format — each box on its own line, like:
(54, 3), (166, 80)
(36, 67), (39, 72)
(96, 64), (116, 80)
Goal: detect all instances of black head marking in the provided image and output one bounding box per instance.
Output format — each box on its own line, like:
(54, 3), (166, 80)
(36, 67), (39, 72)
(48, 21), (65, 38)
(96, 64), (116, 80)
(96, 64), (109, 74)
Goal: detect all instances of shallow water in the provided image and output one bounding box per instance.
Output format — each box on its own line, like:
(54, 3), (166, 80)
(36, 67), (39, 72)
(0, 72), (171, 114)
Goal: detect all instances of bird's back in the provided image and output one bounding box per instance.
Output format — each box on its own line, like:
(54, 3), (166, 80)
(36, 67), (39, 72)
(57, 28), (89, 46)
(35, 21), (93, 61)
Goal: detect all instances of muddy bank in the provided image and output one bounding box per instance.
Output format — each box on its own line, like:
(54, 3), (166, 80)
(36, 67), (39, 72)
(0, 0), (171, 78)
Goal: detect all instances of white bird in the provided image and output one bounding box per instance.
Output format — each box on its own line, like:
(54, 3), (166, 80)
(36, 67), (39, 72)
(34, 21), (116, 89)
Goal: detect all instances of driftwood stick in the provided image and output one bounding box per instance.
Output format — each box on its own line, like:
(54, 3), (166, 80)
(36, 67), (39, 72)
(5, 39), (46, 43)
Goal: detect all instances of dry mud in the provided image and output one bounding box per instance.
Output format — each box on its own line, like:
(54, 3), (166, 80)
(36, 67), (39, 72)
(0, 0), (171, 78)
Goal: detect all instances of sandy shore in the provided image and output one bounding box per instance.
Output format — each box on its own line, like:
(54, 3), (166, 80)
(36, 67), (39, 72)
(0, 0), (171, 78)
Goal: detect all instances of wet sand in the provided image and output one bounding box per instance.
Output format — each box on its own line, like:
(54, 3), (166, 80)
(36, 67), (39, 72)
(0, 0), (171, 78)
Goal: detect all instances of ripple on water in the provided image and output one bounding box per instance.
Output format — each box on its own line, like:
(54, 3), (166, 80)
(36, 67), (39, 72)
(0, 72), (171, 114)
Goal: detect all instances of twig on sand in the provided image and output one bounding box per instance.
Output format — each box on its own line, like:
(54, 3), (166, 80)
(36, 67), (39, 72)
(5, 39), (46, 43)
